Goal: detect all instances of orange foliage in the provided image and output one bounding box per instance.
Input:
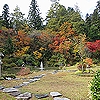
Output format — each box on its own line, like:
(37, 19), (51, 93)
(49, 22), (74, 54)
(83, 58), (93, 65)
(15, 30), (30, 48)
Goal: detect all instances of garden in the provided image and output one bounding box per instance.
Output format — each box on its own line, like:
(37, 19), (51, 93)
(0, 0), (100, 99)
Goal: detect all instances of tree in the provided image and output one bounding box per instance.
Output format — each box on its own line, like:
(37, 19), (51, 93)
(85, 1), (100, 41)
(2, 4), (10, 28)
(27, 0), (43, 30)
(11, 6), (26, 31)
(46, 2), (67, 31)
(4, 36), (15, 55)
(46, 3), (85, 33)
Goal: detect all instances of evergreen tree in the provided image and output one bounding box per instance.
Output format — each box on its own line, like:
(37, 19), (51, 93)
(2, 4), (10, 28)
(46, 2), (67, 31)
(4, 36), (15, 55)
(85, 0), (100, 41)
(27, 0), (43, 30)
(11, 6), (26, 31)
(46, 2), (85, 33)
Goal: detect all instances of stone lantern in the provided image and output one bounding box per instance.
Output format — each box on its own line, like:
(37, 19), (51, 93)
(0, 52), (4, 77)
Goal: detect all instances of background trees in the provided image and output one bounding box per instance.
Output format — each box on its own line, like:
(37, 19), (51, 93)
(10, 6), (26, 31)
(2, 4), (10, 28)
(85, 0), (100, 41)
(0, 0), (100, 69)
(27, 0), (43, 30)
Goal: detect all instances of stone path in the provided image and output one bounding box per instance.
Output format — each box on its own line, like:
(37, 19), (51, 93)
(0, 70), (70, 100)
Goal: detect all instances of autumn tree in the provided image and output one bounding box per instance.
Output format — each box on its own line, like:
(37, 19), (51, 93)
(27, 0), (43, 30)
(14, 30), (31, 49)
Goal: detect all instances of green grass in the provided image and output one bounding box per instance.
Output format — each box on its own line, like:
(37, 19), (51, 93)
(0, 66), (96, 100)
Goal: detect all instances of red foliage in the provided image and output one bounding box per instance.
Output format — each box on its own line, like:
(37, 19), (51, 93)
(0, 30), (2, 33)
(86, 40), (100, 52)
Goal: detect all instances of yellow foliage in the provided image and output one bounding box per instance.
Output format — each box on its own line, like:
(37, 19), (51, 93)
(14, 46), (30, 57)
(33, 51), (42, 59)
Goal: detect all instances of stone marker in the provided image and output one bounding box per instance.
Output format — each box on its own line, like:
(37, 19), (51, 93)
(0, 86), (4, 90)
(16, 92), (32, 100)
(34, 94), (49, 99)
(3, 88), (19, 93)
(54, 97), (70, 100)
(50, 92), (62, 97)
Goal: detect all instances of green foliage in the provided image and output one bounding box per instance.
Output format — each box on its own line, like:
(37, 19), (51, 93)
(90, 70), (100, 100)
(46, 2), (67, 31)
(27, 0), (43, 30)
(48, 53), (66, 67)
(4, 36), (15, 55)
(16, 59), (24, 67)
(85, 1), (100, 41)
(11, 6), (26, 31)
(2, 4), (10, 28)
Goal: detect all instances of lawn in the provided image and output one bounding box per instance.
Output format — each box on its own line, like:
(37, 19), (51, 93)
(0, 67), (94, 100)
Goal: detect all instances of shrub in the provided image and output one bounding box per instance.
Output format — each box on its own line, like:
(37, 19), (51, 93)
(17, 67), (30, 76)
(90, 70), (100, 100)
(77, 63), (87, 72)
(16, 59), (24, 67)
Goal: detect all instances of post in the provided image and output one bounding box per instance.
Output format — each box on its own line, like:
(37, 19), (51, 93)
(0, 64), (1, 77)
(0, 52), (4, 77)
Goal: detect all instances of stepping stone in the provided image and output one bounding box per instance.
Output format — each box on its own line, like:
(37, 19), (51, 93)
(34, 94), (49, 99)
(52, 70), (58, 74)
(0, 86), (4, 90)
(29, 78), (40, 83)
(9, 91), (21, 97)
(16, 92), (32, 100)
(54, 97), (70, 100)
(3, 88), (19, 93)
(13, 83), (25, 88)
(50, 92), (62, 97)
(23, 82), (30, 85)
(33, 76), (41, 79)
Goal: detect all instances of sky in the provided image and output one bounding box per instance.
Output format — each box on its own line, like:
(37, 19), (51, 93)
(0, 0), (98, 20)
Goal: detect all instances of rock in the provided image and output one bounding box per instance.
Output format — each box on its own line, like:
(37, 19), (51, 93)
(29, 78), (40, 83)
(34, 94), (49, 99)
(50, 92), (62, 97)
(9, 91), (21, 97)
(23, 82), (30, 85)
(52, 70), (58, 74)
(3, 88), (19, 93)
(54, 97), (70, 100)
(0, 86), (4, 90)
(13, 83), (25, 88)
(16, 92), (32, 100)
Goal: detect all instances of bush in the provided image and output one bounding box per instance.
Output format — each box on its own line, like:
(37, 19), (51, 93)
(77, 63), (86, 72)
(16, 59), (24, 67)
(90, 70), (100, 100)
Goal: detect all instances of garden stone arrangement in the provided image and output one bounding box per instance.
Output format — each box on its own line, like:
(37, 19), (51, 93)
(0, 71), (70, 100)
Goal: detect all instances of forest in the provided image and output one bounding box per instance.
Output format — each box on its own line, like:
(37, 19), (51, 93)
(0, 0), (100, 72)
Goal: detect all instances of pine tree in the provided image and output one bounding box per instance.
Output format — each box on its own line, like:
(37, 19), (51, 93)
(27, 0), (43, 30)
(2, 4), (10, 28)
(11, 6), (26, 31)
